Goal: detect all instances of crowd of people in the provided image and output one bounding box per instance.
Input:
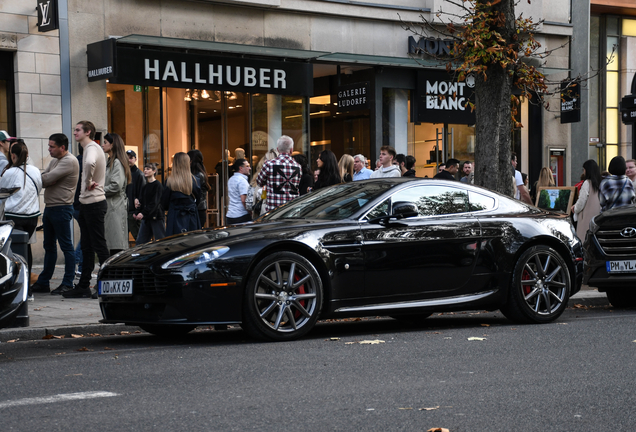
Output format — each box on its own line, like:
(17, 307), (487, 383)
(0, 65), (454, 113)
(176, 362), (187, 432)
(2, 123), (633, 301)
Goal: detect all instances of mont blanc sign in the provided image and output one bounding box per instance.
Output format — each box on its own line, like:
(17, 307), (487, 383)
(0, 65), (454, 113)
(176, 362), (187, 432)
(413, 70), (476, 124)
(87, 40), (313, 96)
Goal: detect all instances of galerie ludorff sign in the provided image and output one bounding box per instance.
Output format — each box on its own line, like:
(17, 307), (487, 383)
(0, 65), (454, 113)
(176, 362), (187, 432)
(413, 70), (476, 124)
(337, 82), (370, 112)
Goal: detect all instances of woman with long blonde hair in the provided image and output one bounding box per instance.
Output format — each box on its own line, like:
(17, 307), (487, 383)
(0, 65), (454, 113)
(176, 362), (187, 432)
(102, 133), (131, 255)
(162, 152), (201, 236)
(531, 167), (555, 204)
(338, 154), (354, 182)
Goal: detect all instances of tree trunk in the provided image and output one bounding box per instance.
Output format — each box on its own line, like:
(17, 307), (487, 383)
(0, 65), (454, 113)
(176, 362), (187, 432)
(473, 0), (516, 196)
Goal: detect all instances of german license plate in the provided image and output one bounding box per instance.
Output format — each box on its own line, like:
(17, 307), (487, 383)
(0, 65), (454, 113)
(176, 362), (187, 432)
(606, 260), (636, 273)
(99, 279), (133, 295)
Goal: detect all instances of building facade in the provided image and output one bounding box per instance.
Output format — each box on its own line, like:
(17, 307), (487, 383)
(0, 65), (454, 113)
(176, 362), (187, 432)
(2, 0), (577, 233)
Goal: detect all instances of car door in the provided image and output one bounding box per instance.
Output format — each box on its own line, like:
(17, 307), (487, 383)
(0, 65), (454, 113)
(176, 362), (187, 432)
(360, 183), (482, 301)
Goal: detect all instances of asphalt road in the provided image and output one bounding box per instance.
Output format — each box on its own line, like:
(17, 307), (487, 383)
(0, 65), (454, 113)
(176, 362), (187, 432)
(1, 306), (635, 432)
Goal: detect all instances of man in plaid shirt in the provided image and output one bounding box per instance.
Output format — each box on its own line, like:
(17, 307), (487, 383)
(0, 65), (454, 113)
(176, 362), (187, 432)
(256, 135), (301, 212)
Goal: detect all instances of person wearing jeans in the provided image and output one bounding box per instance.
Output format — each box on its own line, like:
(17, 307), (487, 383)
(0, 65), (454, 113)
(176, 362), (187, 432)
(63, 121), (109, 299)
(30, 133), (79, 295)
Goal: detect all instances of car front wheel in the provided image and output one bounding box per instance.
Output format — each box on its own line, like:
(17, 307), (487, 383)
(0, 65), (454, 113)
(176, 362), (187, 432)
(501, 245), (570, 324)
(241, 252), (323, 341)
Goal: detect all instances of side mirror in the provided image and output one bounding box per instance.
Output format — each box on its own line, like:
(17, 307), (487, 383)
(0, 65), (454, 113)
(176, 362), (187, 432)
(391, 201), (418, 219)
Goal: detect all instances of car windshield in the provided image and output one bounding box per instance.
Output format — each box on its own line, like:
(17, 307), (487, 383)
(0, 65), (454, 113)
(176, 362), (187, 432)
(262, 182), (394, 221)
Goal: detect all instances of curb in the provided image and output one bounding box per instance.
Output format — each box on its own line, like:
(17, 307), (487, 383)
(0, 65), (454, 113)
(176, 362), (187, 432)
(0, 324), (141, 342)
(1, 294), (610, 342)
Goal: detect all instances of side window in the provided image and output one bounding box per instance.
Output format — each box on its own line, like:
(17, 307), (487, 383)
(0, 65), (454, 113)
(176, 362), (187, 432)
(468, 191), (495, 212)
(389, 185), (469, 216)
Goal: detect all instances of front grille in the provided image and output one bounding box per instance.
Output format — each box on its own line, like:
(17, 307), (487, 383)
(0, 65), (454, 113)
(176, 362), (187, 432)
(100, 266), (168, 295)
(594, 229), (636, 256)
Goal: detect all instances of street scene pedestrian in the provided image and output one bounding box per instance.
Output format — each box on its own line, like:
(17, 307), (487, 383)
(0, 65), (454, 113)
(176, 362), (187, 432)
(162, 152), (201, 236)
(293, 153), (314, 195)
(64, 121), (109, 299)
(134, 163), (165, 244)
(313, 150), (341, 189)
(125, 149), (145, 243)
(434, 158), (459, 180)
(352, 154), (372, 181)
(31, 133), (79, 295)
(256, 135), (301, 211)
(226, 158), (252, 225)
(0, 141), (42, 282)
(102, 133), (131, 256)
(572, 159), (602, 241)
(370, 146), (401, 178)
(188, 149), (210, 229)
(599, 156), (636, 211)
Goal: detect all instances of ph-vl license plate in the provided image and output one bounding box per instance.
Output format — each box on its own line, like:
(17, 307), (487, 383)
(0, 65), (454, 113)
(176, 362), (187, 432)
(606, 260), (636, 273)
(99, 279), (133, 296)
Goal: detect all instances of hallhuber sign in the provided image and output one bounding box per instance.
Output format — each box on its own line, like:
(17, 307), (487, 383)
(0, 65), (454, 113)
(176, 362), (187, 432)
(87, 40), (313, 97)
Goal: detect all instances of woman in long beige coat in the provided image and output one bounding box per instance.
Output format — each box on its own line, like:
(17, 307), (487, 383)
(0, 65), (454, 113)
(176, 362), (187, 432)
(572, 159), (602, 242)
(102, 133), (131, 255)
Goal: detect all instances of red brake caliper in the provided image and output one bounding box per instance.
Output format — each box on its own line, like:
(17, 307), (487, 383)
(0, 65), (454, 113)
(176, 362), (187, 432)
(293, 274), (307, 319)
(522, 267), (532, 296)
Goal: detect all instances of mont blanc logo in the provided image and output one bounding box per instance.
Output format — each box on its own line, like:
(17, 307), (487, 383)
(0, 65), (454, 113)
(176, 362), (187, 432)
(37, 0), (59, 32)
(620, 227), (636, 238)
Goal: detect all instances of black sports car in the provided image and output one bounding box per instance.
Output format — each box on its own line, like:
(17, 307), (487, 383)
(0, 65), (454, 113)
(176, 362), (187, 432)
(98, 178), (583, 341)
(583, 205), (636, 307)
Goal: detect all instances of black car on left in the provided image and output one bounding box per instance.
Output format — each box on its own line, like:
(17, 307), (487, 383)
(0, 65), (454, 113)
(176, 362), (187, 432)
(97, 178), (584, 341)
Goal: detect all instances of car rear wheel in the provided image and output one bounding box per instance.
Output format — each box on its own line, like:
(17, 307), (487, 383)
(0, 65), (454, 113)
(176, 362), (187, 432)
(501, 246), (570, 324)
(606, 288), (636, 308)
(241, 252), (323, 341)
(139, 324), (197, 337)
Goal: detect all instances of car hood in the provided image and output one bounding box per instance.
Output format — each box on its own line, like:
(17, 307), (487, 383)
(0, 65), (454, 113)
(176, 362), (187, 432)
(103, 219), (352, 267)
(589, 206), (636, 233)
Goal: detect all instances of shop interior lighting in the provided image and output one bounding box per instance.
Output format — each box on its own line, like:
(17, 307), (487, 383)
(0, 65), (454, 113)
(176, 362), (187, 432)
(201, 90), (210, 99)
(184, 89), (192, 101)
(192, 89), (200, 100)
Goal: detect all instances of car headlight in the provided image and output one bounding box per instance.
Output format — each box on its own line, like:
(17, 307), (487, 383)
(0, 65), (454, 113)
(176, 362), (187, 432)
(161, 246), (230, 269)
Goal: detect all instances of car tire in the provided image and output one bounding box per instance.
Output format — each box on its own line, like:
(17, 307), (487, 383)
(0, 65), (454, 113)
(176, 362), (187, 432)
(241, 251), (323, 341)
(391, 313), (433, 327)
(139, 324), (197, 337)
(606, 289), (636, 308)
(500, 245), (570, 324)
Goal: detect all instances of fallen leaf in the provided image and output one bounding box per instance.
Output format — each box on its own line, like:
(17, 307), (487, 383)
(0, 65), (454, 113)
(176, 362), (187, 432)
(77, 347), (91, 352)
(55, 352), (66, 355)
(419, 406), (440, 411)
(33, 307), (45, 311)
(345, 342), (355, 345)
(467, 337), (486, 341)
(573, 304), (585, 309)
(87, 333), (101, 337)
(444, 337), (452, 339)
(69, 308), (74, 310)
(104, 347), (114, 350)
(427, 428), (450, 432)
(71, 334), (84, 338)
(398, 407), (413, 410)
(481, 324), (490, 327)
(120, 331), (130, 335)
(7, 339), (17, 343)
(65, 373), (83, 376)
(52, 335), (64, 339)
(359, 340), (385, 344)
(329, 338), (340, 341)
(42, 334), (54, 339)
(632, 340), (636, 343)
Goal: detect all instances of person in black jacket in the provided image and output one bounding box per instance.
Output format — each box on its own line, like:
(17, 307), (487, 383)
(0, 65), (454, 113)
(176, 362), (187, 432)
(126, 150), (145, 242)
(134, 163), (165, 244)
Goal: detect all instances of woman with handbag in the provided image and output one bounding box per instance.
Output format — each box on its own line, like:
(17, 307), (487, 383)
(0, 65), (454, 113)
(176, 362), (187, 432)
(599, 156), (635, 212)
(162, 152), (201, 236)
(0, 141), (42, 277)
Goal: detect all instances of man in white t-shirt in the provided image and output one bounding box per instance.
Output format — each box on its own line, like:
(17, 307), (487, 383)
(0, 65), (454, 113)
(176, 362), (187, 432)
(370, 146), (401, 178)
(511, 152), (532, 204)
(226, 158), (252, 225)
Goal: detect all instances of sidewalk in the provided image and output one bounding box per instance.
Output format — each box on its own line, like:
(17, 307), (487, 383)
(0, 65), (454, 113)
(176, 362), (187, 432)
(0, 264), (610, 342)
